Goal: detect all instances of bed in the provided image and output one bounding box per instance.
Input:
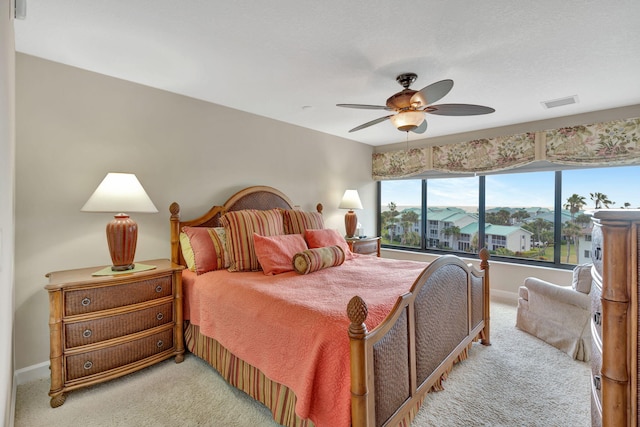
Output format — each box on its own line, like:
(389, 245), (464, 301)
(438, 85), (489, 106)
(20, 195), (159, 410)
(169, 185), (491, 427)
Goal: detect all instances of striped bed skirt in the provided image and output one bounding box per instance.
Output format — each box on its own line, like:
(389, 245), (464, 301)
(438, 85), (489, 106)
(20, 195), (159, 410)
(184, 321), (447, 427)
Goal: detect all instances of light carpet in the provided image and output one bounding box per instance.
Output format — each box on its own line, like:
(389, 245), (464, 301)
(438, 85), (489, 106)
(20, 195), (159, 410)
(14, 302), (590, 427)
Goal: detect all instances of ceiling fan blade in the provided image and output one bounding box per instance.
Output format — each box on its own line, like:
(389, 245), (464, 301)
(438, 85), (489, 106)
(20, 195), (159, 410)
(337, 103), (391, 110)
(411, 79), (454, 107)
(349, 115), (393, 132)
(411, 119), (428, 134)
(427, 103), (495, 116)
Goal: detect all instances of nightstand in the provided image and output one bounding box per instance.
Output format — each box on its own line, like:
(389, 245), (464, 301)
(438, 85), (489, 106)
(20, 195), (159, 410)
(347, 236), (381, 257)
(45, 259), (184, 407)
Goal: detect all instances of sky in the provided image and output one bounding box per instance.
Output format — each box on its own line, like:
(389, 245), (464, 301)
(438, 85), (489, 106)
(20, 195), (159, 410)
(381, 165), (640, 210)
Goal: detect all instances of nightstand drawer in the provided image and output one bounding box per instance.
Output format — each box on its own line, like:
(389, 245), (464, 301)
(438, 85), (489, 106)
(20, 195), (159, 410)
(353, 239), (378, 255)
(347, 237), (380, 257)
(65, 328), (174, 381)
(64, 276), (172, 316)
(65, 301), (173, 348)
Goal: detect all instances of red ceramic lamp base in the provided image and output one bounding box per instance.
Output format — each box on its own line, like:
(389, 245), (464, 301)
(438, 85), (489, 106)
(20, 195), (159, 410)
(344, 210), (358, 239)
(106, 214), (137, 271)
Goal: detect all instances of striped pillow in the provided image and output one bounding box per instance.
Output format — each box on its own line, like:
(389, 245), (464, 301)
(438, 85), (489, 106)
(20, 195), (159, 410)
(282, 210), (324, 235)
(293, 245), (346, 275)
(181, 226), (230, 274)
(220, 209), (285, 272)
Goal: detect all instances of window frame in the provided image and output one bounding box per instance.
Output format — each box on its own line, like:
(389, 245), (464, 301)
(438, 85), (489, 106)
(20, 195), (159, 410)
(377, 171), (581, 269)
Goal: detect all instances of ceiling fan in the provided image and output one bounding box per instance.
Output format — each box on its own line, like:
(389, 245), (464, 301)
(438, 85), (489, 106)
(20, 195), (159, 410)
(337, 72), (495, 134)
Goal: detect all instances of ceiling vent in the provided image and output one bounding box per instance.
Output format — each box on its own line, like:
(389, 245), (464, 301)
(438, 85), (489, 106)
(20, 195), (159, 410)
(541, 95), (579, 109)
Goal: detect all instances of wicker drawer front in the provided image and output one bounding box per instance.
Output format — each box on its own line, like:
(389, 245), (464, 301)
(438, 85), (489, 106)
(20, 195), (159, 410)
(64, 276), (172, 316)
(591, 224), (603, 279)
(590, 326), (603, 426)
(65, 328), (174, 381)
(65, 302), (173, 348)
(591, 278), (603, 342)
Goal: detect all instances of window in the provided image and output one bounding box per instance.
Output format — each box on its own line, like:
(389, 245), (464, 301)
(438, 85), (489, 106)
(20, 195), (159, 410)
(380, 180), (422, 249)
(485, 172), (554, 261)
(377, 165), (640, 267)
(562, 166), (640, 265)
(426, 177), (478, 254)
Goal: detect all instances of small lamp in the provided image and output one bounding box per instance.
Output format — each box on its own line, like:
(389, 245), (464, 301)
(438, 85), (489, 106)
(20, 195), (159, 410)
(339, 189), (363, 238)
(390, 111), (424, 132)
(81, 173), (158, 271)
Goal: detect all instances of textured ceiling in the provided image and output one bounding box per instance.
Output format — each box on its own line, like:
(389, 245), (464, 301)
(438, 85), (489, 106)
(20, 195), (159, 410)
(14, 0), (640, 146)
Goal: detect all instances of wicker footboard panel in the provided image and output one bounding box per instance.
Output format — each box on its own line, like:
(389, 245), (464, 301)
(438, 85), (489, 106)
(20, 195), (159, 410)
(185, 322), (432, 427)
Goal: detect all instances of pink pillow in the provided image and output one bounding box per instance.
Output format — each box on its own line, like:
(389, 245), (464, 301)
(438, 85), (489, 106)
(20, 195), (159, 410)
(304, 229), (354, 260)
(253, 233), (308, 275)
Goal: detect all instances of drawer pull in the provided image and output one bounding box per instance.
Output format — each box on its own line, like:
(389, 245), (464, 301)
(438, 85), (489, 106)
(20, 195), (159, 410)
(82, 329), (92, 338)
(155, 285), (163, 293)
(156, 340), (164, 348)
(593, 375), (601, 390)
(156, 313), (164, 321)
(81, 297), (91, 307)
(83, 361), (93, 370)
(593, 311), (601, 326)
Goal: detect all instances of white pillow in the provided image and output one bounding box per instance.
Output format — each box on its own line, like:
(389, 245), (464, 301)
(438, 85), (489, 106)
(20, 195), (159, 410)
(571, 263), (592, 294)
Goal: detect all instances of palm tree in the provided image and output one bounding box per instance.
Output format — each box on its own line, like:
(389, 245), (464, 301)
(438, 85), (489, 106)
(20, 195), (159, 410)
(442, 225), (461, 248)
(564, 194), (586, 222)
(400, 209), (419, 245)
(510, 209), (530, 224)
(382, 202), (400, 243)
(590, 192), (615, 209)
(563, 221), (582, 263)
(523, 218), (552, 246)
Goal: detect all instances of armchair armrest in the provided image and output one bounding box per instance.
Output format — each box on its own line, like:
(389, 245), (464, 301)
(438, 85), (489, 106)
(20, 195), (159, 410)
(523, 277), (590, 311)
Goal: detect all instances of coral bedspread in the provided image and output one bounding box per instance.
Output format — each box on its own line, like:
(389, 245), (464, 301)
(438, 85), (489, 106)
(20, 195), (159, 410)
(183, 255), (429, 427)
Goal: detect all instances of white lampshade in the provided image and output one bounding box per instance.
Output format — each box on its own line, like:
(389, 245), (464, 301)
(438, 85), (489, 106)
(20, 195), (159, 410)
(390, 111), (424, 132)
(81, 173), (158, 213)
(339, 190), (363, 210)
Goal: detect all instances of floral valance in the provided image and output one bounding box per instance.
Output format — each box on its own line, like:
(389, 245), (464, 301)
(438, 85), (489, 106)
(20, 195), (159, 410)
(372, 117), (640, 180)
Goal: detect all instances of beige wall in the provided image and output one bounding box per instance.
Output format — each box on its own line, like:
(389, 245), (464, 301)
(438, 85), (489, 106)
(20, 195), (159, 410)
(14, 54), (375, 370)
(1, 0), (16, 424)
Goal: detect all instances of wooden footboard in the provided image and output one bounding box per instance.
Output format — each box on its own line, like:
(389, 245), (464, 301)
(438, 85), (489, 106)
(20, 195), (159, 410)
(348, 249), (490, 427)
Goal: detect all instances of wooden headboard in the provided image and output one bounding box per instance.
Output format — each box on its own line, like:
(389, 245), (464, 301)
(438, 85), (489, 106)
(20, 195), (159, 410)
(169, 185), (322, 266)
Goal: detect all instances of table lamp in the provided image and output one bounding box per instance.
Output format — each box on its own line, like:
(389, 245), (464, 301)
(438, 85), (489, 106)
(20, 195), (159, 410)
(81, 173), (158, 271)
(339, 189), (363, 238)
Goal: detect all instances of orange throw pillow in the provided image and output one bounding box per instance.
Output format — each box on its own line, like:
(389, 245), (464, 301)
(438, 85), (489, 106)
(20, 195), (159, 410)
(304, 228), (353, 260)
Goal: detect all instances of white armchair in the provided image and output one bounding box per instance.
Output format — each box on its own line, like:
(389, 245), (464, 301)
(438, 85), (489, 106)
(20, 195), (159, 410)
(516, 264), (592, 361)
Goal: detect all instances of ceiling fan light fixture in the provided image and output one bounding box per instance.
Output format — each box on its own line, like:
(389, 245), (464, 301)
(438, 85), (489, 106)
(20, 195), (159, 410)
(390, 111), (424, 132)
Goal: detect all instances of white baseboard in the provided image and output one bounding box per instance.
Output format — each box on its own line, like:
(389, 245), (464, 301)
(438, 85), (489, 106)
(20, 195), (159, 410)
(14, 361), (49, 386)
(491, 289), (518, 305)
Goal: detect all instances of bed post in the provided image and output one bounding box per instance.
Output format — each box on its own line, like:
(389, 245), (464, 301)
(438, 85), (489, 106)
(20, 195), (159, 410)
(170, 202), (181, 265)
(348, 295), (370, 427)
(479, 247), (491, 346)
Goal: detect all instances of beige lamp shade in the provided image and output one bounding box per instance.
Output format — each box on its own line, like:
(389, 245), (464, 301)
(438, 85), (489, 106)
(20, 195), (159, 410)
(81, 173), (158, 213)
(339, 190), (362, 238)
(82, 173), (157, 271)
